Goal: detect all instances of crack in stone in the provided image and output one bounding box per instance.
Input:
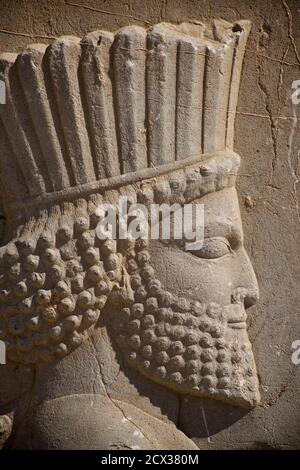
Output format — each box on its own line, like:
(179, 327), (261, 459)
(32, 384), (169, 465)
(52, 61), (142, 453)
(282, 0), (300, 65)
(3, 366), (37, 448)
(280, 0), (300, 222)
(65, 1), (152, 26)
(257, 60), (278, 187)
(252, 4), (300, 229)
(287, 105), (300, 222)
(277, 45), (289, 109)
(200, 401), (212, 444)
(89, 335), (153, 448)
(261, 368), (293, 408)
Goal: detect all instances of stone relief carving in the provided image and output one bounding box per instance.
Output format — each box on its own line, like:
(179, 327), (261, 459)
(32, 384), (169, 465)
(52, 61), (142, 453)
(0, 19), (260, 449)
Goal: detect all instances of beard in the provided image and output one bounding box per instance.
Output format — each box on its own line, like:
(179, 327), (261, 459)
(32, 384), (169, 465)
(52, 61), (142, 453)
(110, 268), (260, 409)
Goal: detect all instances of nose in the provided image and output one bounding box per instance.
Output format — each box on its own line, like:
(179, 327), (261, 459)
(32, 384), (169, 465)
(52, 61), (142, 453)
(231, 249), (259, 308)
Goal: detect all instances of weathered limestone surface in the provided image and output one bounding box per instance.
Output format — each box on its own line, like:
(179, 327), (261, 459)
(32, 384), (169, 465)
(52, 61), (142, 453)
(0, 0), (299, 450)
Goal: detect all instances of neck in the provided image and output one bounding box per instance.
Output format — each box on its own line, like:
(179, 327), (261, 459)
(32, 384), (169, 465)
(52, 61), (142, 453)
(28, 328), (173, 416)
(7, 325), (246, 449)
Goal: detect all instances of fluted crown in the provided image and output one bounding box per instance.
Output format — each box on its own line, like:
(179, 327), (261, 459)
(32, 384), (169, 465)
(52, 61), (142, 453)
(0, 19), (250, 212)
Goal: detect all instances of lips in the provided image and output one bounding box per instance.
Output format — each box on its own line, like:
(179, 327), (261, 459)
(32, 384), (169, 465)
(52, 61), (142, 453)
(225, 304), (247, 328)
(228, 321), (246, 329)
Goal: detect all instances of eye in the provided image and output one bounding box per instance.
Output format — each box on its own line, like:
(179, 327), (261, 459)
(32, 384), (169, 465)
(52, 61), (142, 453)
(187, 237), (232, 259)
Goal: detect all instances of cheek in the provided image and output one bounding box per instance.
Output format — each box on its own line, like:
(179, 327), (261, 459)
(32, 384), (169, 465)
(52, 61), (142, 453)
(149, 241), (248, 304)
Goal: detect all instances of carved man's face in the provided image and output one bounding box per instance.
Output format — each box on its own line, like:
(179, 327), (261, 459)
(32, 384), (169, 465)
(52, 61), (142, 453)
(150, 187), (258, 310)
(112, 186), (260, 408)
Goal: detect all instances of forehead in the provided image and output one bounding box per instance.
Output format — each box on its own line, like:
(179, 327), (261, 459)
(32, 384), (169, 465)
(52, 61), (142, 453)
(156, 186), (242, 243)
(191, 186), (240, 221)
(163, 186), (240, 224)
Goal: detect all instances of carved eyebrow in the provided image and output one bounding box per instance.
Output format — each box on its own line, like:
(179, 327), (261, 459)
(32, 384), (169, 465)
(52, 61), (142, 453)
(158, 220), (242, 250)
(180, 215), (241, 245)
(150, 209), (243, 246)
(203, 220), (233, 239)
(202, 219), (243, 247)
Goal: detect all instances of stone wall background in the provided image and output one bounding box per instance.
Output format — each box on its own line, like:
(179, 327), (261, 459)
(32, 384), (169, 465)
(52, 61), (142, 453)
(0, 0), (299, 449)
